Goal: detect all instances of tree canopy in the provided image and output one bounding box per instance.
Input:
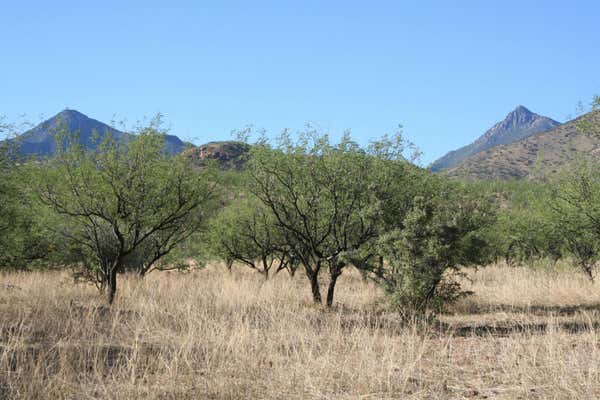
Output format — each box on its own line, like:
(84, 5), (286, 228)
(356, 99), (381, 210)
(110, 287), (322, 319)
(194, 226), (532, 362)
(34, 120), (220, 303)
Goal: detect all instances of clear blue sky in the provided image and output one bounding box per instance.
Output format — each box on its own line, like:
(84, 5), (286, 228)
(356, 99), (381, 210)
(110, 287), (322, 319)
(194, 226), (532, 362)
(2, 1), (599, 164)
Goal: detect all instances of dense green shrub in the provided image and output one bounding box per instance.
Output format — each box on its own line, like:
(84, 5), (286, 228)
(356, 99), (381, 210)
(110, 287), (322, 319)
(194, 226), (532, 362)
(373, 183), (495, 315)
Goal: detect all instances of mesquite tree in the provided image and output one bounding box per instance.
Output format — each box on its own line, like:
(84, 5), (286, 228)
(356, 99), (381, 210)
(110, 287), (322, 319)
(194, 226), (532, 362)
(544, 100), (600, 281)
(208, 197), (292, 279)
(547, 160), (600, 281)
(246, 130), (415, 306)
(0, 121), (21, 266)
(36, 120), (219, 303)
(0, 119), (50, 268)
(0, 120), (17, 263)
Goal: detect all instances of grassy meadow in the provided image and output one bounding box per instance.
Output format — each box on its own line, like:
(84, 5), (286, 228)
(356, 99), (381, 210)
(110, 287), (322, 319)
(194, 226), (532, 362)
(1, 263), (600, 399)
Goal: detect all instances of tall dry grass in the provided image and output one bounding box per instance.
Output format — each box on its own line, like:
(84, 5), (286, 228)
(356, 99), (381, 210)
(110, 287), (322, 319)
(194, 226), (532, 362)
(1, 263), (600, 399)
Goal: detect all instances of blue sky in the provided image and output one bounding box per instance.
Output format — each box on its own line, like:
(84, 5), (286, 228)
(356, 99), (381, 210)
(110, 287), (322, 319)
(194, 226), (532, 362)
(1, 1), (599, 164)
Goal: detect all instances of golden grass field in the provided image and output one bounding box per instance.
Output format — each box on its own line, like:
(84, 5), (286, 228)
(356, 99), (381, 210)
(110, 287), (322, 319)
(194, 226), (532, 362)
(1, 262), (600, 399)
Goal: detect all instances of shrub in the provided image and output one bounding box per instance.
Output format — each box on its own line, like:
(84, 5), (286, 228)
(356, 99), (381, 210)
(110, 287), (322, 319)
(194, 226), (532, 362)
(374, 186), (495, 315)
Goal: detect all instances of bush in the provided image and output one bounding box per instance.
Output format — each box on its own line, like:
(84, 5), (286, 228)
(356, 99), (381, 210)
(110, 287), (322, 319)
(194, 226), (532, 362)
(374, 185), (495, 315)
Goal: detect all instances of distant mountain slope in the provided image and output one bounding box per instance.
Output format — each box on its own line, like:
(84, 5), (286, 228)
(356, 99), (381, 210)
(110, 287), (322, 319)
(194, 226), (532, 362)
(445, 110), (600, 180)
(185, 141), (251, 170)
(431, 106), (560, 172)
(4, 109), (188, 156)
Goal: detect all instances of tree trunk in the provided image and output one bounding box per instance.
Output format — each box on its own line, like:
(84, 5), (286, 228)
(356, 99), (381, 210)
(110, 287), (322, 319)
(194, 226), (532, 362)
(326, 265), (343, 307)
(310, 272), (321, 303)
(582, 262), (595, 283)
(107, 266), (118, 305)
(300, 259), (322, 303)
(137, 266), (148, 279)
(287, 265), (297, 278)
(261, 256), (270, 280)
(305, 262), (322, 303)
(378, 255), (384, 276)
(359, 269), (368, 283)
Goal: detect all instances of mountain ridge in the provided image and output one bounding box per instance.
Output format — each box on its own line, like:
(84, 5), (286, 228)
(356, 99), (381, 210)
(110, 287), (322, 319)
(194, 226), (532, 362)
(445, 109), (600, 180)
(4, 109), (188, 157)
(430, 106), (560, 171)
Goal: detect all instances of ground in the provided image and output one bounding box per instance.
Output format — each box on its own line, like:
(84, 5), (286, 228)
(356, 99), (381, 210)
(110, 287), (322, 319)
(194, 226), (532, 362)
(1, 262), (600, 399)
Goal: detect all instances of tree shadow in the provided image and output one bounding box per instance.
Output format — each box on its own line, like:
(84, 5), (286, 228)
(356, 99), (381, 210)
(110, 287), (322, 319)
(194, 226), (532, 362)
(327, 304), (600, 338)
(446, 320), (600, 337)
(456, 302), (600, 317)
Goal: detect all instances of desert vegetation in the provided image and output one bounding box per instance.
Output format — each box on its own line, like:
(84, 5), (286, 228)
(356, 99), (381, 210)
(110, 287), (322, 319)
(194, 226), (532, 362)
(2, 107), (600, 399)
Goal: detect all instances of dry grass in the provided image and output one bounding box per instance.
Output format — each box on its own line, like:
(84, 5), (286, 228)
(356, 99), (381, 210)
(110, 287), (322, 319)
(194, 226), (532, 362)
(1, 263), (600, 399)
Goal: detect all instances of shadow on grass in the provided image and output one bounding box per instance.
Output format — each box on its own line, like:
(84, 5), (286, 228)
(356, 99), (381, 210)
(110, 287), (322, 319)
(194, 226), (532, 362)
(320, 305), (600, 338)
(445, 320), (600, 337)
(454, 302), (600, 317)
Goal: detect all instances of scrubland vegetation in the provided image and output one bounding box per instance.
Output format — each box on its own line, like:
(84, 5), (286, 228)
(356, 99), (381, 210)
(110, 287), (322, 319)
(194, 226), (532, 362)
(2, 103), (600, 399)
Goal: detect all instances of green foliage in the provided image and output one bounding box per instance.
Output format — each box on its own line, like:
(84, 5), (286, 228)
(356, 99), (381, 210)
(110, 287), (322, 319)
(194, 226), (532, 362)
(465, 180), (562, 266)
(33, 118), (220, 302)
(14, 110), (600, 314)
(208, 197), (291, 278)
(242, 128), (497, 310)
(0, 120), (52, 269)
(246, 129), (419, 305)
(374, 182), (495, 314)
(576, 95), (600, 138)
(546, 159), (600, 281)
(0, 121), (21, 265)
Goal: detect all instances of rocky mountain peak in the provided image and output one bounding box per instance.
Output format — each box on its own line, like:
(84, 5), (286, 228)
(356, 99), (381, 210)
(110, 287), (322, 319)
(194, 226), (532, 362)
(430, 106), (560, 172)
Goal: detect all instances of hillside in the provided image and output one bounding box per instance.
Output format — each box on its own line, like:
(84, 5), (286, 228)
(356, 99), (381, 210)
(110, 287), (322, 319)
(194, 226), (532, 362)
(3, 109), (188, 156)
(185, 141), (251, 170)
(445, 110), (600, 180)
(431, 106), (560, 172)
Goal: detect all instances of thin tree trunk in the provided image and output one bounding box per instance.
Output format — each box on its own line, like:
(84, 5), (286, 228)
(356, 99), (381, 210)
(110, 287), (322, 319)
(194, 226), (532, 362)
(326, 265), (343, 307)
(262, 256), (270, 280)
(107, 266), (118, 305)
(582, 262), (595, 283)
(287, 265), (297, 278)
(359, 269), (368, 283)
(306, 262), (322, 304)
(310, 272), (322, 303)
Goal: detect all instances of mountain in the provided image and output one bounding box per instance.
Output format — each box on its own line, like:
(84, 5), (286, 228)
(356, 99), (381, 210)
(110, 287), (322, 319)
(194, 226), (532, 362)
(430, 106), (560, 172)
(185, 141), (251, 170)
(4, 109), (188, 156)
(445, 109), (600, 180)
